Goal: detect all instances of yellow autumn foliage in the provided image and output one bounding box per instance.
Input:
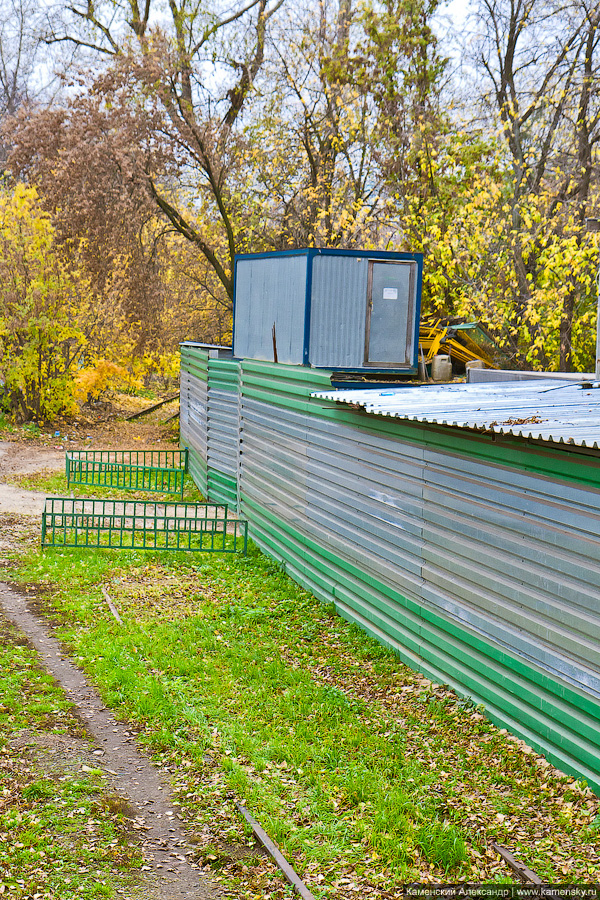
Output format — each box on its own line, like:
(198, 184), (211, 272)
(75, 360), (142, 402)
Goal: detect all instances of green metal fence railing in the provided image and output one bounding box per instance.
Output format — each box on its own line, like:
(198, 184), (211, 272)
(66, 449), (189, 497)
(41, 497), (248, 554)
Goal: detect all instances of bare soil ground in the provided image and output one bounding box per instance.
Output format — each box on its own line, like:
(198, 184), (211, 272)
(0, 396), (222, 899)
(0, 393), (179, 517)
(0, 443), (63, 516)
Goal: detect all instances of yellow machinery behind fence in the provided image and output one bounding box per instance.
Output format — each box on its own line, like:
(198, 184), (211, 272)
(419, 320), (499, 368)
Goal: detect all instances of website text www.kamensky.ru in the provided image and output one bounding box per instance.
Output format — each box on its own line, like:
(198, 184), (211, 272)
(401, 886), (600, 900)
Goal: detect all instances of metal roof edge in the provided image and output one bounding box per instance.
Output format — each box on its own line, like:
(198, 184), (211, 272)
(311, 381), (600, 451)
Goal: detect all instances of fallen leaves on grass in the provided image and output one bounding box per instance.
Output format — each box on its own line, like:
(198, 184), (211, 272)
(7, 543), (600, 898)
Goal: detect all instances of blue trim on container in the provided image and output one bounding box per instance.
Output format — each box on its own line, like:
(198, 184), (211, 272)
(326, 365), (417, 373)
(235, 249), (313, 261)
(302, 249), (318, 365)
(234, 248), (423, 263)
(330, 380), (421, 388)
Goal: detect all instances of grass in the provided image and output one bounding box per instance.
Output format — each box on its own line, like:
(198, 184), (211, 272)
(9, 470), (204, 503)
(415, 822), (467, 869)
(20, 551), (447, 888)
(0, 616), (144, 899)
(4, 535), (599, 897)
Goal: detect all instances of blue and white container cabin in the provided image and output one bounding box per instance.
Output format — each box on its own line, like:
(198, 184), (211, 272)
(233, 249), (423, 372)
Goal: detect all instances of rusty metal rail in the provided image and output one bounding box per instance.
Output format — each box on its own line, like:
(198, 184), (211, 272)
(235, 802), (317, 900)
(492, 842), (543, 885)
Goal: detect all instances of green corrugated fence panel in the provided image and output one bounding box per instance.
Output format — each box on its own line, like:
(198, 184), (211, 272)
(208, 357), (240, 392)
(241, 492), (600, 792)
(181, 345), (209, 494)
(241, 360), (331, 413)
(186, 451), (208, 498)
(181, 346), (209, 371)
(181, 360), (208, 381)
(207, 469), (237, 506)
(181, 349), (209, 393)
(207, 358), (240, 503)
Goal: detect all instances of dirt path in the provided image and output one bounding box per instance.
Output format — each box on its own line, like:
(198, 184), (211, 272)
(0, 441), (65, 477)
(0, 406), (179, 516)
(0, 441), (64, 516)
(0, 582), (218, 900)
(0, 430), (220, 899)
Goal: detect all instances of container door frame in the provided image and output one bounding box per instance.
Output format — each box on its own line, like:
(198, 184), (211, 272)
(364, 259), (417, 367)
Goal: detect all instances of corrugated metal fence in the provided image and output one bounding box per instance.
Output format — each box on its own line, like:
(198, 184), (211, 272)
(181, 346), (600, 792)
(180, 345), (208, 495)
(207, 357), (239, 506)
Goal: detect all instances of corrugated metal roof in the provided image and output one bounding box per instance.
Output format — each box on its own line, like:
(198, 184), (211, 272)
(312, 379), (600, 448)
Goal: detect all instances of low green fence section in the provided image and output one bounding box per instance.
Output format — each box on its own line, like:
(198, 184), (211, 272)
(66, 450), (188, 497)
(42, 497), (248, 554)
